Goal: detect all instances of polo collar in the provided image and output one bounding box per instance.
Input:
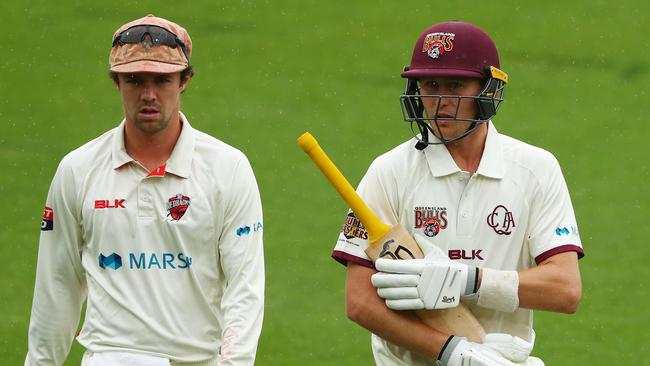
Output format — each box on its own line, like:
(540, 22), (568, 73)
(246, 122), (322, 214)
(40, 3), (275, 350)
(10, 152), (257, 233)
(423, 122), (504, 179)
(476, 122), (505, 179)
(111, 112), (195, 178)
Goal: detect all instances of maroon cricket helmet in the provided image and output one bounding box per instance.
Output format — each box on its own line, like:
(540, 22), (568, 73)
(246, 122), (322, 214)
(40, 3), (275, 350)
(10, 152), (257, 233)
(401, 21), (500, 80)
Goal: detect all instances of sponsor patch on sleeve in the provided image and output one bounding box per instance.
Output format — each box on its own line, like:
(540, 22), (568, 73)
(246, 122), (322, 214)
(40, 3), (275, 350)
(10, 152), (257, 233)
(41, 206), (53, 231)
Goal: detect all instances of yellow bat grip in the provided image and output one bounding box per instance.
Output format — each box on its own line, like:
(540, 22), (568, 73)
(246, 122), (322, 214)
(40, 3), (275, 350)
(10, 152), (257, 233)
(298, 132), (391, 244)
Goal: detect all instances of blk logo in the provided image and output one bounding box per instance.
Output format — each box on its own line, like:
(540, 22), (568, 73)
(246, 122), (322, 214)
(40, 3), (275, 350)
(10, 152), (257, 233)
(95, 199), (126, 209)
(448, 249), (484, 260)
(487, 205), (515, 235)
(99, 253), (122, 270)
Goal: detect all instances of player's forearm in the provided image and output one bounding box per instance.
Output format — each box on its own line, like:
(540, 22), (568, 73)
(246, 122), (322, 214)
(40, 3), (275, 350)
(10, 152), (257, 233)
(346, 263), (449, 358)
(516, 252), (582, 313)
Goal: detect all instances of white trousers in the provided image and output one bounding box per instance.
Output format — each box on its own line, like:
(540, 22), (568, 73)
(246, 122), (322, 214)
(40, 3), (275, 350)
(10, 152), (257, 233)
(82, 351), (219, 366)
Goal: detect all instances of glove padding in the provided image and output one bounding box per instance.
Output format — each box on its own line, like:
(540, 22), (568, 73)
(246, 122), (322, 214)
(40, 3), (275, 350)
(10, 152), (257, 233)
(439, 336), (544, 366)
(482, 332), (535, 363)
(439, 337), (519, 366)
(371, 235), (478, 310)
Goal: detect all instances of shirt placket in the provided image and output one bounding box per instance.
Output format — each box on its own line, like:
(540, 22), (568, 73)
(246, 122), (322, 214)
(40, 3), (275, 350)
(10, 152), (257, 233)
(456, 172), (474, 238)
(138, 177), (156, 219)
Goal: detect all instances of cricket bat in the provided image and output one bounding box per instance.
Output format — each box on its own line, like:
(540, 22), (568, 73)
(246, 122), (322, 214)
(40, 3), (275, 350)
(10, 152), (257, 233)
(298, 132), (485, 342)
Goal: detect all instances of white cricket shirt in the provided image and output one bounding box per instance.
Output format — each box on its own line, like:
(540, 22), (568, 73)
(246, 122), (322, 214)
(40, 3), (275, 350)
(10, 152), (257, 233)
(332, 122), (583, 365)
(26, 113), (264, 366)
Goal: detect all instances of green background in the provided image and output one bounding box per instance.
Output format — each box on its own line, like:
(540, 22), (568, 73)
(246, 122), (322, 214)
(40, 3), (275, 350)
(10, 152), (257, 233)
(1, 0), (648, 364)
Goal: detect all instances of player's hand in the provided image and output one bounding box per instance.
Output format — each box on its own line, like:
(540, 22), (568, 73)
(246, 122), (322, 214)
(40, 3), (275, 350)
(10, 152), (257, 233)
(371, 235), (479, 310)
(438, 336), (522, 366)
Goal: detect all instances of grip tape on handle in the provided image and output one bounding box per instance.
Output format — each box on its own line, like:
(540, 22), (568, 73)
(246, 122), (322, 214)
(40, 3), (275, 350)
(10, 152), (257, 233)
(298, 132), (390, 244)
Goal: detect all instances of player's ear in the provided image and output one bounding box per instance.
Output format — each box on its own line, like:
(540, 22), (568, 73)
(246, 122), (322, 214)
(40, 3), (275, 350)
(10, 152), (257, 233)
(109, 72), (121, 90)
(179, 74), (190, 93)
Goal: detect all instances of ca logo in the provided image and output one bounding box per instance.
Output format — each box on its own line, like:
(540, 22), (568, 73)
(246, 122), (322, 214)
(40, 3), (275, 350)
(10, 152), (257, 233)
(486, 205), (516, 235)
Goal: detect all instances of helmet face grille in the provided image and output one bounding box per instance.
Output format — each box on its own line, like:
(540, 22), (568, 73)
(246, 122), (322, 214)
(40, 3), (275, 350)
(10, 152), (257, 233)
(399, 75), (506, 145)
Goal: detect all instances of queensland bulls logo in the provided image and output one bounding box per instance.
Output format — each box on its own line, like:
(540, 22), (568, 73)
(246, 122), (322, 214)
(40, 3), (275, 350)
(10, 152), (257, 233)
(422, 218), (441, 237)
(166, 194), (191, 221)
(414, 206), (448, 233)
(422, 32), (455, 60)
(487, 205), (515, 235)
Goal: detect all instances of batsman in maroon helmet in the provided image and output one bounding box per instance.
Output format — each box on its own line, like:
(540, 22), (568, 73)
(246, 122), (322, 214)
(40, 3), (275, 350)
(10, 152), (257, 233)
(331, 21), (583, 366)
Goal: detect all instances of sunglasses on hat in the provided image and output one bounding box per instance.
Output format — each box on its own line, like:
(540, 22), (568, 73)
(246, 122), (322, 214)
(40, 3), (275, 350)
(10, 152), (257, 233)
(112, 24), (189, 61)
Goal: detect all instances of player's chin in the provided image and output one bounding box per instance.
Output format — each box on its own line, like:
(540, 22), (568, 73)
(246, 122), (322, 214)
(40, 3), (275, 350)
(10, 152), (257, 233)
(135, 119), (167, 134)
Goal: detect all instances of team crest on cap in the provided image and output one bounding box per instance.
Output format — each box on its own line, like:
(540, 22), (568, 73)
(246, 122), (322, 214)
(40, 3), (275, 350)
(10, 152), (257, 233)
(422, 32), (455, 59)
(166, 193), (191, 221)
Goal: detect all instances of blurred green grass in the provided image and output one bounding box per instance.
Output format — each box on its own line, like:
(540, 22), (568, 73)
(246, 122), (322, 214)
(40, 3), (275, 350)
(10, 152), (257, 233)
(1, 0), (648, 364)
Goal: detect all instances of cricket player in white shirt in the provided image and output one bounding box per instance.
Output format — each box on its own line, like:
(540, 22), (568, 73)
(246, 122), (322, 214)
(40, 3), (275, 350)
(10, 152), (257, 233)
(25, 15), (264, 366)
(332, 21), (583, 366)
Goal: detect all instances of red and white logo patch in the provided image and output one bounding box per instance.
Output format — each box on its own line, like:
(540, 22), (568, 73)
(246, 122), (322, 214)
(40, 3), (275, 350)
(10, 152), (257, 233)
(41, 206), (53, 231)
(166, 194), (191, 221)
(422, 32), (455, 59)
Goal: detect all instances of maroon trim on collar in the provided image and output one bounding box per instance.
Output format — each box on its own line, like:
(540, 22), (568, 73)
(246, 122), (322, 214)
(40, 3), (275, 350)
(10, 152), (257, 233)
(535, 245), (584, 265)
(332, 250), (374, 269)
(147, 163), (167, 177)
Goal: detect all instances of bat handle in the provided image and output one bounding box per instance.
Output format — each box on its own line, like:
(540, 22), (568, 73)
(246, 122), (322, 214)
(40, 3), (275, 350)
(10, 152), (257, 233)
(298, 132), (391, 242)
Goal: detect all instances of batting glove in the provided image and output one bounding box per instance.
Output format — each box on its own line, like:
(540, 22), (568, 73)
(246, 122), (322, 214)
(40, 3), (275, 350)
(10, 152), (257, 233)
(371, 235), (479, 310)
(438, 336), (523, 366)
(482, 331), (535, 363)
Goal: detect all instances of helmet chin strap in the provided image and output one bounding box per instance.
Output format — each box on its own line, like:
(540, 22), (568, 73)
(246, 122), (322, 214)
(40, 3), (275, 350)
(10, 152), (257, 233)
(414, 119), (485, 150)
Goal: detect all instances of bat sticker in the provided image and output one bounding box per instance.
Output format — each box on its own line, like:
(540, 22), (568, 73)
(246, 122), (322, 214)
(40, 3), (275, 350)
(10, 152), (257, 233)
(379, 239), (416, 260)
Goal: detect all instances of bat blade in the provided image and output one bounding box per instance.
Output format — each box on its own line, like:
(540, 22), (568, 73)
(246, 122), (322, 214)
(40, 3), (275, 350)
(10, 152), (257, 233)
(298, 132), (485, 342)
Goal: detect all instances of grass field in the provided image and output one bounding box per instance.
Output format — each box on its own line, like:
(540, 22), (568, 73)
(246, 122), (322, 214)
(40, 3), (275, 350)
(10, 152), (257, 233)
(1, 0), (649, 365)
